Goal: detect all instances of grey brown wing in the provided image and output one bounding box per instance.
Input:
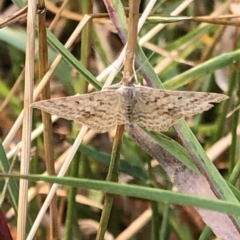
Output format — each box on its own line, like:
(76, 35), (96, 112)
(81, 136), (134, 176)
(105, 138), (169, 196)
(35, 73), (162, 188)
(133, 86), (228, 132)
(32, 90), (127, 133)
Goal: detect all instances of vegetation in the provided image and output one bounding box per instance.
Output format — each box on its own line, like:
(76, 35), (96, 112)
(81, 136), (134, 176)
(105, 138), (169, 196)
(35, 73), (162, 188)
(0, 0), (239, 239)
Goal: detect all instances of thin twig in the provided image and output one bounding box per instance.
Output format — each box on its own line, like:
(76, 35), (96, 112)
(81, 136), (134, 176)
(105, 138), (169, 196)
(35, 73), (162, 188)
(37, 0), (59, 238)
(96, 0), (140, 239)
(17, 1), (36, 239)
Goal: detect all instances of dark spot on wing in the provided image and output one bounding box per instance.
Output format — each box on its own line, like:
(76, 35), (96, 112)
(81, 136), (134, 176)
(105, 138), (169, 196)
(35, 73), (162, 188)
(167, 107), (179, 114)
(144, 97), (161, 105)
(97, 109), (107, 113)
(82, 111), (95, 118)
(99, 101), (108, 106)
(89, 95), (94, 101)
(153, 97), (161, 103)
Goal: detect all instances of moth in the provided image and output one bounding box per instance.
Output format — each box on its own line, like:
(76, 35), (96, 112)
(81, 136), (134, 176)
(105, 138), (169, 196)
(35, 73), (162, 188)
(32, 84), (228, 133)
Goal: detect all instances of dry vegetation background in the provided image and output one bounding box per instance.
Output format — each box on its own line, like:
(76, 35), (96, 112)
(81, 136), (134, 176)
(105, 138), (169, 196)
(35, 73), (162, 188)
(1, 0), (240, 240)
